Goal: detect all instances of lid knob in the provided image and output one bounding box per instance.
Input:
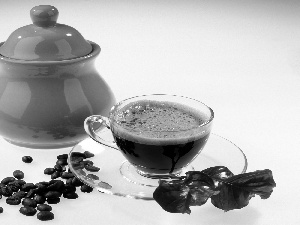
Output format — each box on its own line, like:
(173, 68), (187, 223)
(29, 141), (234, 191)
(0, 5), (93, 61)
(30, 5), (59, 27)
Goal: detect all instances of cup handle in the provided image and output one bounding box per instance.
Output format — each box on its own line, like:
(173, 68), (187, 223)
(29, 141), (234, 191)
(84, 115), (119, 150)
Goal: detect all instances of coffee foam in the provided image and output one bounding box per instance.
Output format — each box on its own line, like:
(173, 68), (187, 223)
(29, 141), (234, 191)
(112, 100), (212, 145)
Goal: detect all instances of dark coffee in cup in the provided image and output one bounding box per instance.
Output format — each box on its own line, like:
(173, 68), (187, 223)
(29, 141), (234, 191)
(110, 100), (211, 174)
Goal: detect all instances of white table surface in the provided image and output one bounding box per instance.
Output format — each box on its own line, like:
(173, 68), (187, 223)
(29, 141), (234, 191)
(0, 0), (299, 224)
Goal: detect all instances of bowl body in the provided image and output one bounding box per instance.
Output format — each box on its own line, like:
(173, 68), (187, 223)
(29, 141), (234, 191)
(0, 41), (116, 148)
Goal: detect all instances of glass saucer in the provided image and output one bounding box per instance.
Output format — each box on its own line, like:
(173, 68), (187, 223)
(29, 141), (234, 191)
(68, 130), (247, 200)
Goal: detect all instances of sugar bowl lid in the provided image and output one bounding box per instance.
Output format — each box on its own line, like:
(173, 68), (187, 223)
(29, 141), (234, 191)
(0, 5), (93, 61)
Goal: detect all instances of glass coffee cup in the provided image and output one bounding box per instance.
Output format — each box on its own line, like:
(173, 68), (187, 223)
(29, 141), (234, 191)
(84, 94), (214, 179)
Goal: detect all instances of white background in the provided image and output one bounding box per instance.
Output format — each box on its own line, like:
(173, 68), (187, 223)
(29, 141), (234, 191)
(0, 0), (299, 224)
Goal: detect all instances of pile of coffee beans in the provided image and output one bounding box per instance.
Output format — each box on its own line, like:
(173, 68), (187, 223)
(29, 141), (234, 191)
(0, 151), (98, 221)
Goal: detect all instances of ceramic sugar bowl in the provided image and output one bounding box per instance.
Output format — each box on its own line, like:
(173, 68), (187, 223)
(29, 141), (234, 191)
(0, 5), (116, 148)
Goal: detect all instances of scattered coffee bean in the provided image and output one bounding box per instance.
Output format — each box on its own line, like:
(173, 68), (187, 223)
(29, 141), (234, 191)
(37, 211), (54, 221)
(22, 156), (33, 163)
(61, 172), (74, 179)
(63, 191), (78, 199)
(77, 169), (86, 176)
(34, 194), (46, 204)
(54, 164), (65, 172)
(47, 197), (60, 204)
(44, 191), (62, 199)
(57, 154), (68, 160)
(51, 171), (61, 179)
(87, 174), (99, 180)
(62, 184), (76, 193)
(71, 162), (85, 170)
(13, 191), (27, 199)
(13, 170), (24, 180)
(56, 158), (68, 166)
(85, 164), (100, 172)
(1, 177), (16, 185)
(84, 151), (95, 158)
(22, 198), (37, 208)
(71, 152), (86, 159)
(1, 151), (100, 222)
(65, 178), (73, 185)
(35, 184), (47, 194)
(26, 189), (36, 198)
(37, 181), (49, 186)
(44, 168), (55, 175)
(15, 180), (26, 186)
(21, 183), (36, 192)
(73, 156), (84, 163)
(83, 160), (94, 166)
(19, 206), (37, 216)
(80, 184), (93, 193)
(47, 180), (65, 191)
(0, 186), (13, 197)
(37, 204), (52, 211)
(7, 182), (20, 192)
(71, 177), (84, 187)
(6, 196), (21, 205)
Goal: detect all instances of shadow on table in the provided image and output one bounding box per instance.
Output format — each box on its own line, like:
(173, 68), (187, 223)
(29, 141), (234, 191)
(165, 205), (261, 225)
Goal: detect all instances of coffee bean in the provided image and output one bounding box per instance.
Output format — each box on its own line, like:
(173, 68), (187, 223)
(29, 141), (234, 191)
(63, 192), (78, 199)
(57, 154), (68, 160)
(0, 151), (99, 222)
(77, 169), (86, 176)
(37, 204), (52, 211)
(1, 177), (16, 185)
(83, 160), (94, 166)
(0, 186), (13, 197)
(34, 194), (46, 204)
(62, 184), (76, 193)
(66, 178), (73, 185)
(85, 164), (100, 172)
(21, 183), (36, 192)
(13, 191), (27, 199)
(15, 180), (26, 186)
(46, 197), (60, 204)
(7, 182), (20, 192)
(54, 164), (65, 172)
(19, 206), (37, 216)
(45, 191), (62, 199)
(44, 168), (55, 175)
(80, 184), (93, 193)
(84, 151), (95, 158)
(61, 172), (74, 179)
(22, 156), (33, 163)
(71, 152), (86, 159)
(51, 171), (61, 179)
(71, 177), (84, 187)
(56, 158), (68, 166)
(37, 181), (49, 186)
(26, 189), (36, 198)
(71, 162), (85, 170)
(37, 211), (54, 221)
(35, 184), (47, 194)
(87, 174), (99, 180)
(47, 180), (65, 192)
(13, 170), (24, 179)
(22, 198), (37, 208)
(6, 196), (21, 205)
